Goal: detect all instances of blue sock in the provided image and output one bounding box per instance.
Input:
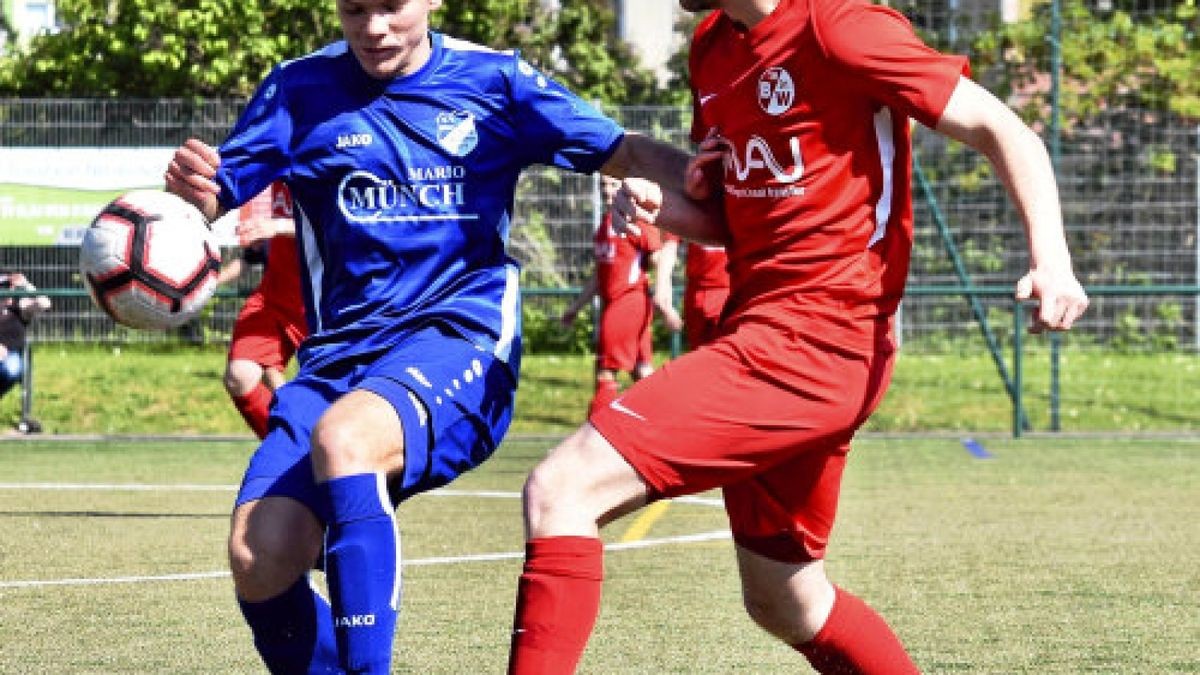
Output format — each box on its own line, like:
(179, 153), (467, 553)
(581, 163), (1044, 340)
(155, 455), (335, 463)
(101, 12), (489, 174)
(237, 574), (341, 674)
(323, 473), (401, 674)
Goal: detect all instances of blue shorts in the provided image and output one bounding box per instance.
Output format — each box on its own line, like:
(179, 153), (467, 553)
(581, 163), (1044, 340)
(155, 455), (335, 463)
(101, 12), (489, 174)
(235, 324), (517, 523)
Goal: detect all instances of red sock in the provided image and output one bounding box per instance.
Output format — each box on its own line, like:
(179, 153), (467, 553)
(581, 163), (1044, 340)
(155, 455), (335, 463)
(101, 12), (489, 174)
(508, 536), (604, 675)
(231, 383), (273, 439)
(794, 586), (919, 674)
(588, 379), (620, 418)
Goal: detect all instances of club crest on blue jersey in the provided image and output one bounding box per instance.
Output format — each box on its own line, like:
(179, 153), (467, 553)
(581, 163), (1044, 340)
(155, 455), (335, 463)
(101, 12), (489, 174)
(436, 111), (478, 157)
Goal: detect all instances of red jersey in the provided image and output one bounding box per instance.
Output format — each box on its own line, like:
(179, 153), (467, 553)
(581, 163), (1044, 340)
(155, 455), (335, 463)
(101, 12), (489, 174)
(663, 232), (729, 291)
(238, 183), (304, 315)
(689, 0), (967, 343)
(684, 242), (729, 291)
(593, 212), (662, 303)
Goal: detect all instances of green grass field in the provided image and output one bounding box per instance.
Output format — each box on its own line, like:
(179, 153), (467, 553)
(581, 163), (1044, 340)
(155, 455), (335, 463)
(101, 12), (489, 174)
(2, 343), (1199, 435)
(0, 436), (1196, 673)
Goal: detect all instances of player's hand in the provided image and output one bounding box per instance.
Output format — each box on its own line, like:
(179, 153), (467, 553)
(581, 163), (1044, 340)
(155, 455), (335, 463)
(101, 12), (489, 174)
(612, 177), (663, 238)
(236, 219), (276, 247)
(1015, 267), (1089, 333)
(164, 138), (222, 222)
(685, 128), (728, 201)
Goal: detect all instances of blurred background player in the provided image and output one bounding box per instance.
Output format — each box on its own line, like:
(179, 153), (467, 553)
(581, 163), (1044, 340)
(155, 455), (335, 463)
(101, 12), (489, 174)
(0, 271), (52, 433)
(507, 0), (1090, 672)
(217, 181), (306, 439)
(657, 233), (729, 351)
(560, 175), (682, 417)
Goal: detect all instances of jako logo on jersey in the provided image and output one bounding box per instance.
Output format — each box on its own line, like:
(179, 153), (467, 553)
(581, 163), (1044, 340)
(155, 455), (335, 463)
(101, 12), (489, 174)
(336, 132), (373, 149)
(334, 613), (377, 628)
(726, 135), (804, 184)
(338, 169), (469, 222)
(437, 111), (479, 157)
(757, 67), (795, 116)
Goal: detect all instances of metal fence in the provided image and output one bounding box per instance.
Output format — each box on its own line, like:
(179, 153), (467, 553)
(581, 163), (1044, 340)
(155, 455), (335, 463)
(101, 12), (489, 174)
(1, 97), (1197, 347)
(1, 91), (1198, 433)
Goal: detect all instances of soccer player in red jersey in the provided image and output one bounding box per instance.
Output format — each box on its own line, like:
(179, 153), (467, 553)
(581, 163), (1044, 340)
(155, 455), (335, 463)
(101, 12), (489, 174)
(219, 181), (307, 439)
(507, 0), (1089, 672)
(561, 176), (682, 417)
(659, 233), (730, 350)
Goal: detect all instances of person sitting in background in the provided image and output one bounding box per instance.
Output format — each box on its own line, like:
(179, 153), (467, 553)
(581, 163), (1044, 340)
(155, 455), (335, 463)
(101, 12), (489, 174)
(217, 181), (306, 439)
(561, 175), (682, 418)
(0, 271), (52, 433)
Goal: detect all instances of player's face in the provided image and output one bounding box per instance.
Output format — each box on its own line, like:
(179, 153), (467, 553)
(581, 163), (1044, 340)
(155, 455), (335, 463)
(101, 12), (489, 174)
(338, 0), (442, 79)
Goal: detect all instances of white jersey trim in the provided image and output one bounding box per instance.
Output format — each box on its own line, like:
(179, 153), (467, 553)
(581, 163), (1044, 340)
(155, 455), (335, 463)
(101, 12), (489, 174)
(296, 203), (324, 333)
(495, 264), (519, 362)
(869, 108), (896, 248)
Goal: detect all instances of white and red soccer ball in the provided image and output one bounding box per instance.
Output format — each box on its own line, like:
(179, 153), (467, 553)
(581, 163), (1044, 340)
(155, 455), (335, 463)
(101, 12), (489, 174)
(80, 190), (221, 330)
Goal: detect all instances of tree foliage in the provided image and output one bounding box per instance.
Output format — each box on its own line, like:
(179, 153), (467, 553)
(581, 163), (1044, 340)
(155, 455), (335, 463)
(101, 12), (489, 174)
(0, 0), (671, 103)
(970, 0), (1200, 127)
(435, 0), (662, 103)
(0, 0), (340, 97)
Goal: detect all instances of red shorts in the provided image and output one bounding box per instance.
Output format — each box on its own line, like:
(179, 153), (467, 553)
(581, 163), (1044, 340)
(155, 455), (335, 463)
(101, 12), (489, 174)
(683, 284), (730, 350)
(591, 314), (895, 563)
(595, 290), (653, 373)
(228, 291), (307, 371)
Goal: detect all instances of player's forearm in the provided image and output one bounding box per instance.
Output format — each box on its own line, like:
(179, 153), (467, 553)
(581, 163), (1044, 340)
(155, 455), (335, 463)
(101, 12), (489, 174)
(566, 277), (597, 315)
(652, 244), (678, 301)
(656, 191), (729, 246)
(981, 123), (1074, 274)
(937, 78), (1075, 275)
(603, 132), (690, 194)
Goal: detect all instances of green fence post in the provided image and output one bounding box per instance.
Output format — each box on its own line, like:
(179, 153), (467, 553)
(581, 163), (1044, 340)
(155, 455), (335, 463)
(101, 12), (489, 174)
(914, 156), (1030, 431)
(1014, 299), (1024, 438)
(1048, 0), (1064, 432)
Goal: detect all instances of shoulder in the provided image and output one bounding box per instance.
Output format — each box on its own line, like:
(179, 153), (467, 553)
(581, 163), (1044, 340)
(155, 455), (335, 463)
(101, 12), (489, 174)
(690, 10), (728, 62)
(271, 41), (355, 87)
(808, 0), (919, 61)
(437, 33), (521, 78)
(439, 34), (512, 61)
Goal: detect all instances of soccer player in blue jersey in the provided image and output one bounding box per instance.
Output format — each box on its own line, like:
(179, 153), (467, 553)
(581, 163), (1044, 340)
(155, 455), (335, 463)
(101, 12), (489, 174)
(164, 0), (693, 672)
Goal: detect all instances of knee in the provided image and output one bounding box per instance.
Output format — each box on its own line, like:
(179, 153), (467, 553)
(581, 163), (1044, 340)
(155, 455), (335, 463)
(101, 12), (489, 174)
(224, 359), (261, 397)
(310, 413), (401, 479)
(522, 455), (574, 523)
(310, 416), (362, 472)
(741, 577), (833, 645)
(228, 517), (321, 601)
(521, 439), (599, 533)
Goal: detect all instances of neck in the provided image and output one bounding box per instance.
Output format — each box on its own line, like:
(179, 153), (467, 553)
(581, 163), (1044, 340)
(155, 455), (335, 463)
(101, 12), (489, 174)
(724, 0), (781, 29)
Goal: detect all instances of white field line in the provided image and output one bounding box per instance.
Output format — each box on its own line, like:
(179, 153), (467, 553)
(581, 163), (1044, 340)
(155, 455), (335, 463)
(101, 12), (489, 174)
(0, 484), (728, 590)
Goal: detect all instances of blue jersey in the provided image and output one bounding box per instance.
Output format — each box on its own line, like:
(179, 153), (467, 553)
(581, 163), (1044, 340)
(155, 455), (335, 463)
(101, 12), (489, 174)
(214, 32), (624, 376)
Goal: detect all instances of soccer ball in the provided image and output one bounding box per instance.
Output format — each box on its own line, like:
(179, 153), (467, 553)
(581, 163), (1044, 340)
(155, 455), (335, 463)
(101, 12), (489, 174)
(80, 190), (221, 330)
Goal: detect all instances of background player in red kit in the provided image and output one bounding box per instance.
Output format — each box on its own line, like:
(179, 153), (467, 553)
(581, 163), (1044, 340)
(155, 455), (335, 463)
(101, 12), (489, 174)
(218, 181), (306, 439)
(658, 233), (730, 350)
(561, 176), (682, 417)
(508, 0), (1090, 673)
